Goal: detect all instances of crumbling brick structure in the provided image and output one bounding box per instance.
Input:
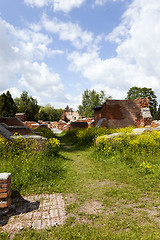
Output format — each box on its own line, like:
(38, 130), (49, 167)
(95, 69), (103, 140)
(61, 106), (79, 122)
(0, 117), (35, 138)
(15, 113), (26, 122)
(70, 121), (88, 130)
(94, 98), (152, 128)
(23, 121), (39, 129)
(0, 173), (12, 215)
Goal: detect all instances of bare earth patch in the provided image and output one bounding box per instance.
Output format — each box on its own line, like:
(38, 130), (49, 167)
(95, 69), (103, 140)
(80, 200), (103, 215)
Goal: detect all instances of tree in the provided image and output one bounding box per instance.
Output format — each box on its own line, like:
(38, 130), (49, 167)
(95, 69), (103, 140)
(78, 89), (106, 118)
(126, 87), (158, 117)
(154, 105), (160, 120)
(14, 91), (39, 121)
(0, 91), (18, 117)
(36, 104), (62, 121)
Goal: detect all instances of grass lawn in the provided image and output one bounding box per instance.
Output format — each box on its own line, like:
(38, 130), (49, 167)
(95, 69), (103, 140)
(1, 131), (160, 239)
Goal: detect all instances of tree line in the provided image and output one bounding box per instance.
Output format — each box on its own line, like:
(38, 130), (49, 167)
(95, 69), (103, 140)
(0, 90), (62, 121)
(0, 87), (160, 121)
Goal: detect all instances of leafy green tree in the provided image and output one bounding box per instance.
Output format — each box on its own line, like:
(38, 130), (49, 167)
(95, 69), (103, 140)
(126, 86), (158, 117)
(78, 89), (106, 118)
(14, 91), (39, 121)
(154, 105), (160, 120)
(36, 104), (62, 121)
(0, 91), (18, 117)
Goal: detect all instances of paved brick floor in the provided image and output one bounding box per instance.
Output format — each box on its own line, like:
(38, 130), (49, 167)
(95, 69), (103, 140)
(1, 193), (66, 234)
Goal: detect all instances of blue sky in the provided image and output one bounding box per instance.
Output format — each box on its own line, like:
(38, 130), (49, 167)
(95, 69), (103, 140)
(0, 0), (160, 109)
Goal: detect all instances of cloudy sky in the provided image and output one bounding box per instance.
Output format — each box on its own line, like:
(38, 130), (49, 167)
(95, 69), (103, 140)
(0, 0), (160, 109)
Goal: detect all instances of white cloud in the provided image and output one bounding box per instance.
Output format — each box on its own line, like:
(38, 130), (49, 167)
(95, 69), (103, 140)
(24, 0), (123, 11)
(42, 15), (97, 50)
(24, 0), (85, 12)
(24, 0), (47, 8)
(108, 0), (160, 80)
(21, 61), (64, 105)
(0, 17), (65, 106)
(0, 22), (20, 90)
(95, 0), (123, 6)
(19, 61), (64, 98)
(53, 0), (86, 13)
(2, 18), (63, 61)
(64, 94), (82, 110)
(68, 0), (160, 101)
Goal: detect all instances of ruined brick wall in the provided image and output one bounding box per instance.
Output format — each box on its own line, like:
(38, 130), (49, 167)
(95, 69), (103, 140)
(135, 98), (150, 108)
(70, 122), (88, 130)
(76, 118), (93, 123)
(15, 113), (26, 122)
(95, 100), (141, 128)
(23, 121), (39, 129)
(135, 98), (152, 127)
(50, 122), (58, 128)
(61, 111), (66, 121)
(9, 128), (33, 135)
(0, 117), (35, 136)
(151, 120), (160, 128)
(94, 98), (152, 129)
(58, 121), (67, 130)
(0, 118), (23, 126)
(61, 109), (79, 122)
(94, 108), (102, 125)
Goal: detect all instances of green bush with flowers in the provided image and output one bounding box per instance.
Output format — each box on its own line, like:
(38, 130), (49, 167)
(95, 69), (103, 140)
(0, 133), (62, 193)
(95, 130), (160, 172)
(73, 126), (134, 146)
(45, 137), (60, 156)
(96, 131), (160, 156)
(34, 127), (56, 139)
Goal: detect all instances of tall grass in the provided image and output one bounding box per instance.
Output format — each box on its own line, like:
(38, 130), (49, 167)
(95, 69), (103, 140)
(0, 134), (61, 194)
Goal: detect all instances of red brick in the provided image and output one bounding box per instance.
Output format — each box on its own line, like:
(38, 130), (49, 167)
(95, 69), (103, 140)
(0, 189), (11, 199)
(0, 198), (11, 208)
(0, 180), (11, 189)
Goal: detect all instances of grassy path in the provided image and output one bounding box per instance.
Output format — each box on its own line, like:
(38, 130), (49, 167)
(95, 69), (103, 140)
(51, 134), (160, 239)
(3, 134), (160, 239)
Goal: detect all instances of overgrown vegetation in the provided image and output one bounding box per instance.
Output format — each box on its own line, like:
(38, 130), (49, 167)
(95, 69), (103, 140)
(1, 127), (160, 239)
(95, 130), (160, 173)
(0, 134), (61, 194)
(34, 126), (56, 139)
(64, 126), (134, 146)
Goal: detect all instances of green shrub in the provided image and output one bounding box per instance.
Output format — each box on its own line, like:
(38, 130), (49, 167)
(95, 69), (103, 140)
(0, 135), (62, 193)
(68, 126), (135, 146)
(96, 131), (160, 156)
(95, 130), (160, 171)
(34, 127), (56, 139)
(45, 137), (61, 156)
